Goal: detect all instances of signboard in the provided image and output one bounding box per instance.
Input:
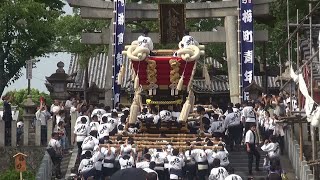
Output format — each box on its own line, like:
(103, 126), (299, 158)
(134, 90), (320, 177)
(159, 3), (185, 44)
(26, 60), (32, 80)
(113, 0), (126, 108)
(240, 0), (254, 101)
(13, 153), (27, 172)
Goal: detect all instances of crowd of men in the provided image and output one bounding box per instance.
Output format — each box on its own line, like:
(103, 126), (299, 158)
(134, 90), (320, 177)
(42, 91), (297, 180)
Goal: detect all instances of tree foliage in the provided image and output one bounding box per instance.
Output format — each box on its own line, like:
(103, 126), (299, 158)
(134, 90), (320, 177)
(3, 88), (52, 107)
(254, 0), (309, 66)
(0, 0), (64, 96)
(54, 13), (107, 68)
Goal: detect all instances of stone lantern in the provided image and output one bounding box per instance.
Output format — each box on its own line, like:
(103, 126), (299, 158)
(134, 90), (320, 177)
(87, 82), (103, 106)
(22, 95), (37, 146)
(244, 80), (263, 101)
(45, 61), (74, 100)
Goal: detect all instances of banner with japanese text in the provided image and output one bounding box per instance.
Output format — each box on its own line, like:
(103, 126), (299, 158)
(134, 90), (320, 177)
(240, 0), (254, 101)
(113, 0), (125, 108)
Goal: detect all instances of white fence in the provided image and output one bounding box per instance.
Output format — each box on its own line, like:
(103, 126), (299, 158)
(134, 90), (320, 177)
(285, 126), (314, 180)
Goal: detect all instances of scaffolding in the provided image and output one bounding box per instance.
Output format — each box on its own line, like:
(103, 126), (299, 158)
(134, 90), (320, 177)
(276, 1), (320, 179)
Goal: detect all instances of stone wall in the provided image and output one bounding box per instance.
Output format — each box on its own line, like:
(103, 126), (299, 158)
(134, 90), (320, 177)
(0, 147), (45, 173)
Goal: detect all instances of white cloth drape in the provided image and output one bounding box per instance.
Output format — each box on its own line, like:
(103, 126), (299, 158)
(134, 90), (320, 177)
(290, 66), (319, 126)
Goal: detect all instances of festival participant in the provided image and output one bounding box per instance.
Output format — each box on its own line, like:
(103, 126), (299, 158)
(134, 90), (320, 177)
(78, 151), (96, 180)
(216, 143), (229, 169)
(47, 132), (63, 178)
(166, 149), (185, 180)
(191, 143), (208, 180)
(184, 142), (196, 180)
(119, 154), (135, 169)
(55, 121), (67, 152)
(91, 103), (107, 121)
(136, 153), (152, 169)
(98, 116), (110, 140)
(261, 135), (280, 170)
(92, 145), (104, 180)
(150, 147), (167, 180)
(89, 115), (100, 133)
(101, 143), (117, 179)
(143, 162), (159, 180)
(225, 174), (243, 180)
(273, 116), (285, 155)
(75, 110), (90, 126)
(205, 140), (218, 171)
(81, 131), (99, 158)
(117, 115), (127, 134)
(107, 111), (119, 136)
(209, 117), (225, 139)
(256, 103), (267, 141)
(73, 117), (90, 158)
(245, 124), (260, 175)
(267, 113), (276, 140)
(208, 158), (229, 180)
(224, 106), (242, 151)
(241, 101), (256, 133)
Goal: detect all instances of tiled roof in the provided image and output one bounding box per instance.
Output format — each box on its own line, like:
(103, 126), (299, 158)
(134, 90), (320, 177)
(193, 75), (280, 94)
(204, 57), (224, 69)
(67, 53), (132, 91)
(67, 53), (109, 90)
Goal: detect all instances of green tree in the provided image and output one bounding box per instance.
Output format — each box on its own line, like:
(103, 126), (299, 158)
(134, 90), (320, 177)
(54, 13), (107, 100)
(4, 88), (52, 107)
(0, 0), (64, 96)
(3, 88), (52, 119)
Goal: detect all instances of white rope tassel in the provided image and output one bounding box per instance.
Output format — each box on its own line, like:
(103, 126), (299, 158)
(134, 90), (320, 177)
(134, 75), (140, 90)
(176, 75), (184, 91)
(203, 65), (211, 86)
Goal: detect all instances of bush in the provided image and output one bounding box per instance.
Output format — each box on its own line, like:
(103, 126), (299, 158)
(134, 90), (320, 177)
(0, 169), (35, 180)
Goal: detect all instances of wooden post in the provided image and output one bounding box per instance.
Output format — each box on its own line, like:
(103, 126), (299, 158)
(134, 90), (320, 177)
(11, 121), (17, 147)
(13, 152), (27, 180)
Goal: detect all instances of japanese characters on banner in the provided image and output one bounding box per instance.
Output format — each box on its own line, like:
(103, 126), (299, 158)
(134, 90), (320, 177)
(113, 0), (125, 108)
(240, 0), (254, 101)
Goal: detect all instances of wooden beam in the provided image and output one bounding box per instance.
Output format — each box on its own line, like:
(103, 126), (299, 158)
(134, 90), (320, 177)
(81, 29), (269, 44)
(68, 0), (271, 20)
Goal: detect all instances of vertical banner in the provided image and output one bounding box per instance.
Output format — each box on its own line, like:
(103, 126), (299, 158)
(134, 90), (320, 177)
(159, 3), (185, 44)
(240, 0), (254, 101)
(113, 0), (125, 108)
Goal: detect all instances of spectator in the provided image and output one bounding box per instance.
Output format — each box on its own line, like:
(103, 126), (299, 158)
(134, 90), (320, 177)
(47, 132), (62, 178)
(36, 101), (51, 145)
(2, 95), (13, 146)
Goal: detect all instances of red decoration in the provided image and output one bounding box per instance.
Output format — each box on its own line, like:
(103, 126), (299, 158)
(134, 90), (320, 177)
(132, 57), (195, 87)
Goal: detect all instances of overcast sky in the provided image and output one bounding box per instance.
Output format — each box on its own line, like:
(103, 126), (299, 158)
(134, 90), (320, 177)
(2, 3), (74, 95)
